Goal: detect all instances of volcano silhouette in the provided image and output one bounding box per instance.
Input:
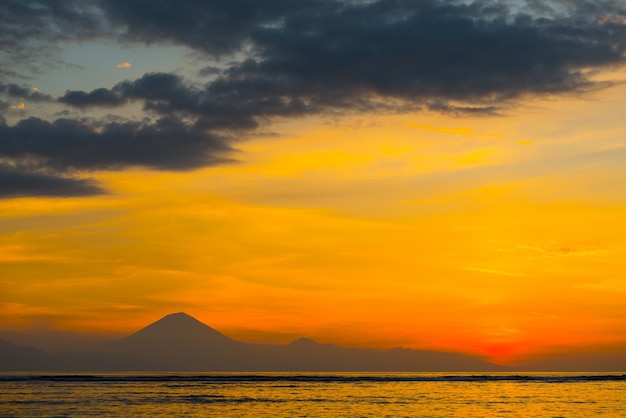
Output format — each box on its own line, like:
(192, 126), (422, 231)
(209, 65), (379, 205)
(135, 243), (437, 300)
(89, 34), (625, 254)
(98, 312), (503, 371)
(2, 312), (507, 371)
(102, 312), (245, 370)
(118, 312), (236, 346)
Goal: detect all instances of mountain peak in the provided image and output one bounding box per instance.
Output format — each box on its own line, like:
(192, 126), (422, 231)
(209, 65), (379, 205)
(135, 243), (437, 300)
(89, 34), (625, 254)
(100, 312), (243, 371)
(160, 312), (197, 322)
(140, 312), (226, 335)
(107, 312), (238, 353)
(168, 311), (190, 317)
(289, 337), (319, 347)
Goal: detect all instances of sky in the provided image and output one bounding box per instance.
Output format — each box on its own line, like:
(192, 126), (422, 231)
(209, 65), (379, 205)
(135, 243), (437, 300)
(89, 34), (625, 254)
(1, 0), (626, 366)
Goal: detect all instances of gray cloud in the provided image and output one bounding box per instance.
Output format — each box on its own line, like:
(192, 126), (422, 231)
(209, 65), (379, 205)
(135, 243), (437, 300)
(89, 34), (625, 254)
(61, 71), (315, 130)
(0, 116), (233, 172)
(0, 165), (105, 198)
(101, 0), (626, 103)
(3, 0), (626, 197)
(58, 88), (127, 108)
(0, 83), (54, 103)
(62, 0), (626, 116)
(99, 0), (308, 56)
(0, 0), (106, 76)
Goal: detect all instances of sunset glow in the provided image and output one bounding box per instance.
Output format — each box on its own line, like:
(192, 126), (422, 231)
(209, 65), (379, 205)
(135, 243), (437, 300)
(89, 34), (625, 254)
(2, 0), (626, 368)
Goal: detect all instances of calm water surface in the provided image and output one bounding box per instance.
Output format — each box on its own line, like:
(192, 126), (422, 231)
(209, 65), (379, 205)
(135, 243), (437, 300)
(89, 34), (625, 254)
(1, 372), (625, 417)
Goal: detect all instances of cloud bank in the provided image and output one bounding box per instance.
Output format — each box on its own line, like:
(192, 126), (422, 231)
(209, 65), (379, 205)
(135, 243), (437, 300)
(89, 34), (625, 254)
(1, 0), (626, 196)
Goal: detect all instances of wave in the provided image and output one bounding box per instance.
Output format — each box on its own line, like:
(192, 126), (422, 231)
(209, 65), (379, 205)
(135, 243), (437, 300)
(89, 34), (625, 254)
(2, 373), (625, 383)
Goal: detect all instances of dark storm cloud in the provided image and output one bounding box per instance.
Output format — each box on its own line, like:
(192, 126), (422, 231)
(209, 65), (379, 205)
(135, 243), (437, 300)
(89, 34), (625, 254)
(99, 0), (314, 56)
(0, 165), (105, 198)
(61, 71), (314, 130)
(0, 117), (233, 172)
(7, 0), (626, 106)
(0, 83), (54, 103)
(98, 0), (626, 105)
(60, 73), (198, 113)
(112, 73), (206, 115)
(62, 0), (626, 119)
(3, 0), (626, 197)
(59, 88), (127, 108)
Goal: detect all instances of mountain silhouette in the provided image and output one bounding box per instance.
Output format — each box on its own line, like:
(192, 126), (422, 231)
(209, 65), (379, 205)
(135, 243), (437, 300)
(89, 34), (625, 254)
(1, 313), (506, 372)
(0, 338), (50, 371)
(98, 313), (503, 371)
(101, 312), (245, 371)
(288, 337), (320, 347)
(109, 312), (238, 349)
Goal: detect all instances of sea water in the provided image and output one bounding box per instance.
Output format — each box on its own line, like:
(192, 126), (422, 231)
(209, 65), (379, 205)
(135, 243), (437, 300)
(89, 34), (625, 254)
(1, 373), (625, 417)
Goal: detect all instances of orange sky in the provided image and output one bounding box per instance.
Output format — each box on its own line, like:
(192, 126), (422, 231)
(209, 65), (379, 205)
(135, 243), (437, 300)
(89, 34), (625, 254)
(2, 77), (626, 365)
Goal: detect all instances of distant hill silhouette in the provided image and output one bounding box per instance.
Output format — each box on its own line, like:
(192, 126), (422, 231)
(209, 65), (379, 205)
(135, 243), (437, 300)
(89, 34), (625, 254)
(1, 312), (505, 372)
(517, 348), (626, 372)
(0, 338), (50, 371)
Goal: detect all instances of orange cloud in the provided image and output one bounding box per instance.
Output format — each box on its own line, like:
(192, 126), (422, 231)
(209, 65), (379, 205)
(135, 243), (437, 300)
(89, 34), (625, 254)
(116, 62), (132, 69)
(11, 102), (25, 110)
(406, 123), (505, 138)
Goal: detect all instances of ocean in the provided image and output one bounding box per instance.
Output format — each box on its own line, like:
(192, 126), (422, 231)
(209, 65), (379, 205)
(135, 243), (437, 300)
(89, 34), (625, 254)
(1, 373), (625, 417)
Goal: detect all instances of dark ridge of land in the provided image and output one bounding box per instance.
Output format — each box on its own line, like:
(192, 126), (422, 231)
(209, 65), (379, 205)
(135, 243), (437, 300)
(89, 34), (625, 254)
(1, 312), (506, 372)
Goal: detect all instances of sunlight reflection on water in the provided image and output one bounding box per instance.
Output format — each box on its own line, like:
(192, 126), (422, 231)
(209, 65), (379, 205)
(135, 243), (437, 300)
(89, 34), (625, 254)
(1, 372), (625, 417)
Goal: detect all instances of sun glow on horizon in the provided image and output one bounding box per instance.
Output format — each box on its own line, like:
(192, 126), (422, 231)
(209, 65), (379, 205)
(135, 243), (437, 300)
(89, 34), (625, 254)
(2, 0), (626, 370)
(3, 88), (626, 366)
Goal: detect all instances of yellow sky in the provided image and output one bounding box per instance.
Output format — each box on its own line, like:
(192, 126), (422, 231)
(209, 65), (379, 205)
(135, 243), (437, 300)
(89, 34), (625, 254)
(2, 80), (626, 365)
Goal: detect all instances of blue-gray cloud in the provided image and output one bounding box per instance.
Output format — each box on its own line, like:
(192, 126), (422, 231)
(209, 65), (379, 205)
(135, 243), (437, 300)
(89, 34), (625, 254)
(2, 0), (626, 197)
(0, 165), (105, 198)
(0, 116), (233, 172)
(0, 82), (54, 102)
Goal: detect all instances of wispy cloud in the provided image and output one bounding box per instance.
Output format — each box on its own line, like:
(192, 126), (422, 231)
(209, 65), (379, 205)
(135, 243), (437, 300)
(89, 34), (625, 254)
(407, 124), (506, 138)
(116, 62), (131, 69)
(497, 241), (608, 258)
